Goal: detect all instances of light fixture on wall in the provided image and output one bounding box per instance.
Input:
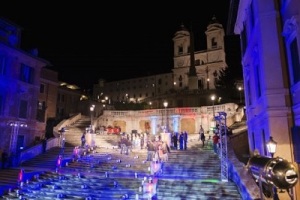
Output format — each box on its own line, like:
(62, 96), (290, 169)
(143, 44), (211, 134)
(238, 86), (243, 103)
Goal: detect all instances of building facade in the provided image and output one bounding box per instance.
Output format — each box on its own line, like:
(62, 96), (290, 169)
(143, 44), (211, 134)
(96, 103), (242, 136)
(39, 68), (59, 122)
(0, 18), (50, 154)
(230, 0), (300, 199)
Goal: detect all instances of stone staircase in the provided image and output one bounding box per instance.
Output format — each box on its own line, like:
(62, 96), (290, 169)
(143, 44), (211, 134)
(155, 148), (242, 199)
(63, 115), (120, 148)
(0, 116), (244, 199)
(63, 116), (91, 147)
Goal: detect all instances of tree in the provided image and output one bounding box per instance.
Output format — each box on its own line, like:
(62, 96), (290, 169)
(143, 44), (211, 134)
(215, 64), (243, 102)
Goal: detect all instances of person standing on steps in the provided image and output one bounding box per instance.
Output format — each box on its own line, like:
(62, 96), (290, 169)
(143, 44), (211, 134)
(183, 131), (188, 150)
(200, 130), (206, 148)
(179, 132), (184, 150)
(212, 132), (220, 155)
(198, 125), (204, 141)
(146, 140), (155, 161)
(81, 132), (86, 147)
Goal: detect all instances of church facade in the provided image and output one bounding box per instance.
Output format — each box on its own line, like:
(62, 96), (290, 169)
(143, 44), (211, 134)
(92, 17), (227, 109)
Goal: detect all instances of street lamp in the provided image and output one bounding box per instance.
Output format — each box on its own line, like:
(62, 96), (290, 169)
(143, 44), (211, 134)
(238, 86), (243, 103)
(266, 136), (277, 158)
(266, 136), (280, 200)
(163, 101), (168, 132)
(8, 121), (28, 166)
(211, 95), (216, 118)
(90, 105), (95, 133)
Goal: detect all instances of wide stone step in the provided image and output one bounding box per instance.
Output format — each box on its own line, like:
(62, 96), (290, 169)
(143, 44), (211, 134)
(3, 175), (143, 200)
(156, 180), (242, 200)
(21, 147), (74, 170)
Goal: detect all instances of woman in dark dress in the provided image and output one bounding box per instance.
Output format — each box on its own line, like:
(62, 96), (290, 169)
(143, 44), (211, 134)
(179, 132), (184, 150)
(172, 132), (178, 150)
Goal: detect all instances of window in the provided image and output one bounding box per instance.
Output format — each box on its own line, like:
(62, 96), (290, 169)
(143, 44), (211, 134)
(262, 129), (267, 156)
(19, 100), (28, 118)
(178, 45), (183, 55)
(255, 64), (261, 98)
(247, 79), (252, 105)
(290, 38), (300, 84)
(250, 1), (255, 29)
(0, 94), (3, 115)
(40, 84), (45, 93)
(158, 79), (162, 85)
(38, 101), (46, 110)
(252, 132), (255, 150)
(0, 56), (6, 75)
(179, 75), (183, 87)
(198, 79), (203, 89)
(37, 101), (45, 122)
(241, 24), (247, 55)
(20, 64), (34, 84)
(211, 38), (217, 48)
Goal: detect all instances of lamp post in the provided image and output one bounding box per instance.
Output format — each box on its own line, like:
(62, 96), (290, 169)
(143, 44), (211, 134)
(266, 136), (279, 200)
(211, 95), (216, 118)
(8, 122), (27, 154)
(8, 121), (28, 166)
(266, 136), (277, 158)
(163, 101), (168, 132)
(238, 86), (243, 103)
(90, 105), (95, 133)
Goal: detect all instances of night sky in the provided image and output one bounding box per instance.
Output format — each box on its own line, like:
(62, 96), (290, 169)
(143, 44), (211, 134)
(1, 1), (238, 90)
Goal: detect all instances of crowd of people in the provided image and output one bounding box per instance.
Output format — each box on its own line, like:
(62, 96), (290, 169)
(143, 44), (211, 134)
(115, 130), (195, 164)
(76, 121), (233, 164)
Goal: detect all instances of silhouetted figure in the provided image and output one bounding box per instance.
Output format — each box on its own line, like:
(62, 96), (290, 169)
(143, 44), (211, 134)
(183, 131), (188, 150)
(212, 133), (220, 154)
(198, 125), (204, 141)
(81, 133), (86, 147)
(172, 132), (178, 150)
(200, 132), (205, 147)
(146, 140), (155, 161)
(179, 132), (184, 150)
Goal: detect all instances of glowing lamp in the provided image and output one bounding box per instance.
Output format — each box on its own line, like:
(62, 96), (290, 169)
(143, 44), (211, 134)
(266, 136), (277, 158)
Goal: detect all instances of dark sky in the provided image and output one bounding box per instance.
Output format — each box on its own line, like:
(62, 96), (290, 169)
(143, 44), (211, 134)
(1, 1), (238, 90)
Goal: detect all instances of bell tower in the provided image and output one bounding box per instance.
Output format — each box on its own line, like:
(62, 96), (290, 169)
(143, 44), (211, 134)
(205, 15), (225, 51)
